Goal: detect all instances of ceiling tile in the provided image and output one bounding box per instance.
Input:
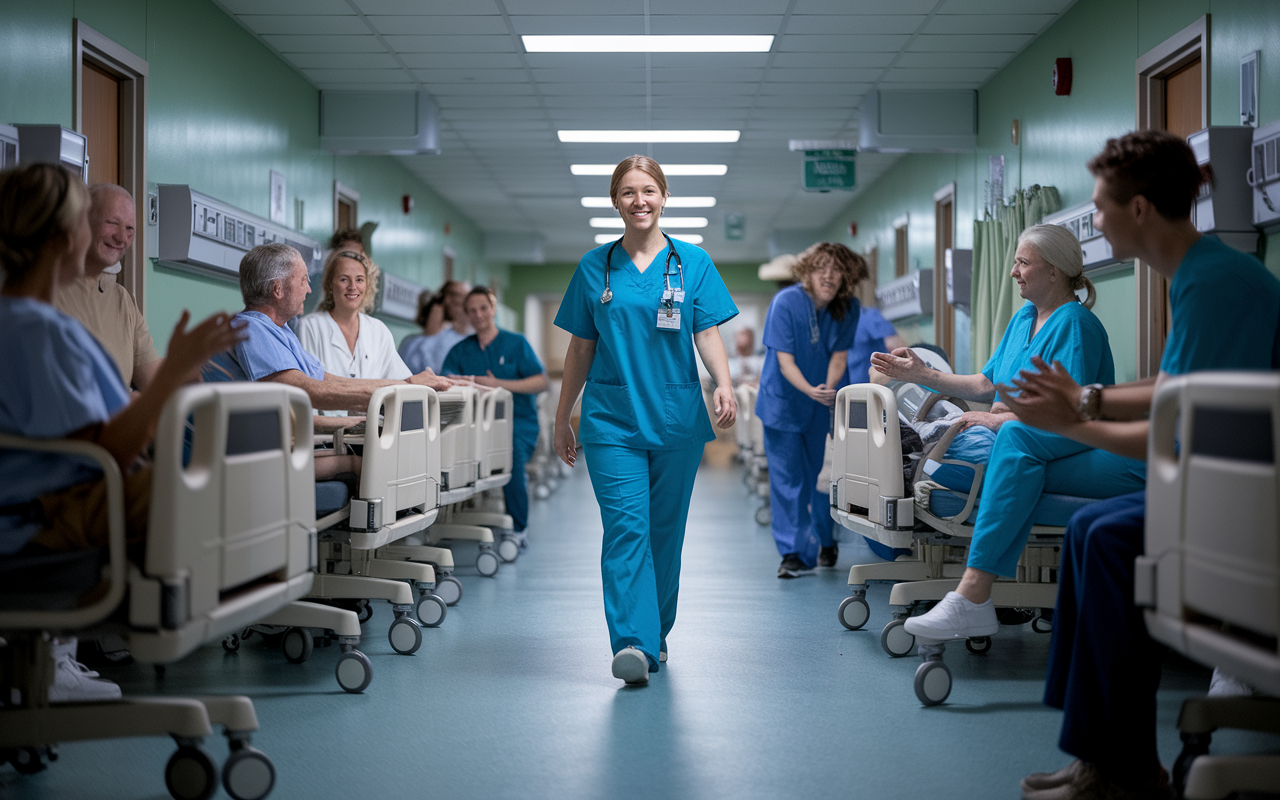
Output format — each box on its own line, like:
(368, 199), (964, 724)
(908, 33), (1033, 51)
(777, 34), (911, 52)
(523, 53), (646, 69)
(286, 52), (402, 69)
(410, 68), (528, 82)
(398, 52), (525, 69)
(420, 82), (536, 96)
(529, 68), (653, 83)
(383, 35), (516, 53)
(759, 82), (870, 96)
(647, 15), (785, 34)
(894, 50), (1011, 68)
(923, 13), (1058, 34)
(940, 0), (1075, 12)
(367, 15), (511, 35)
(501, 0), (639, 14)
(539, 82), (647, 96)
(765, 67), (883, 83)
(435, 95), (542, 109)
(651, 82), (758, 96)
(354, 0), (499, 11)
(647, 53), (773, 69)
(261, 34), (387, 53)
(648, 0), (791, 13)
(769, 51), (895, 68)
(881, 67), (995, 83)
(791, 0), (942, 13)
(218, 0), (351, 14)
(508, 15), (646, 34)
(237, 15), (367, 35)
(783, 15), (926, 35)
(301, 68), (411, 83)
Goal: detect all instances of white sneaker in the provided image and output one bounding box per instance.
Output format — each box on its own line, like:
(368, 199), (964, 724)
(48, 639), (121, 703)
(1208, 668), (1258, 698)
(611, 647), (649, 686)
(659, 650), (667, 663)
(903, 591), (999, 641)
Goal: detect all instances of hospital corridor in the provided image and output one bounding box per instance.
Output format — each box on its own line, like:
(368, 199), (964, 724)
(2, 0), (1280, 799)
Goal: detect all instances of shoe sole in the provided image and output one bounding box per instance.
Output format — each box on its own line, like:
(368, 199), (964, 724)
(903, 623), (999, 640)
(612, 652), (649, 685)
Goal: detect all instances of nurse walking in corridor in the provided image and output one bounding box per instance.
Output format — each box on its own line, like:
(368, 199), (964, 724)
(553, 155), (739, 686)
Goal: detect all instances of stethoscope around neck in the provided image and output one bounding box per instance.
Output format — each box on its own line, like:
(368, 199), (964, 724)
(600, 233), (683, 304)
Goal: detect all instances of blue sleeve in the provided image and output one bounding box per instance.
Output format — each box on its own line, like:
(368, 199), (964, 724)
(553, 260), (599, 341)
(517, 336), (544, 378)
(864, 308), (897, 339)
(7, 322), (112, 438)
(440, 344), (462, 376)
(831, 299), (859, 351)
(233, 318), (324, 381)
(689, 251), (738, 333)
(981, 306), (1024, 384)
(1038, 309), (1114, 386)
(762, 289), (798, 356)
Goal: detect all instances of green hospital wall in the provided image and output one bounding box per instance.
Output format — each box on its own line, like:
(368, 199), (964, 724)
(824, 0), (1280, 379)
(0, 0), (505, 352)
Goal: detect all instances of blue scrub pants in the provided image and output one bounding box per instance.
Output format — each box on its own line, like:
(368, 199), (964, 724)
(583, 442), (703, 670)
(1044, 492), (1163, 789)
(968, 422), (1146, 577)
(763, 420), (833, 567)
(503, 426), (537, 533)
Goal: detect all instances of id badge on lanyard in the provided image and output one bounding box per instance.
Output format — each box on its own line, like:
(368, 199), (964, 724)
(657, 288), (684, 331)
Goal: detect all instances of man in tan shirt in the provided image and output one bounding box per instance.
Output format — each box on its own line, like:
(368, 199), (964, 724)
(54, 184), (162, 390)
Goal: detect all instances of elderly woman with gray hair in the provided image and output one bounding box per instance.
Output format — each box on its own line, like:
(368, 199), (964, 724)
(869, 223), (1146, 642)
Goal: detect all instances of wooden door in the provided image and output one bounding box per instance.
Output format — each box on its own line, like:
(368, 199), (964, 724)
(81, 62), (120, 186)
(1164, 57), (1203, 138)
(894, 226), (908, 278)
(337, 198), (354, 232)
(934, 196), (955, 360)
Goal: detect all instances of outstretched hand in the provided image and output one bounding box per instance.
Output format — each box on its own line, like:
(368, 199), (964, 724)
(164, 311), (244, 386)
(869, 347), (927, 383)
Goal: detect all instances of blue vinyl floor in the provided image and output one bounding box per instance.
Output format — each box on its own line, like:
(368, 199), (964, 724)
(3, 457), (1276, 800)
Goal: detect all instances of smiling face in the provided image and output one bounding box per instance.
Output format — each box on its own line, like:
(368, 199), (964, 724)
(330, 256), (367, 314)
(612, 168), (667, 235)
(442, 281), (469, 321)
(464, 291), (496, 335)
(1010, 242), (1059, 306)
(804, 261), (843, 308)
(87, 190), (135, 272)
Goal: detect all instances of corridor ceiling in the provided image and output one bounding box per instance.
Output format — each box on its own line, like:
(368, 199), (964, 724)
(213, 0), (1078, 265)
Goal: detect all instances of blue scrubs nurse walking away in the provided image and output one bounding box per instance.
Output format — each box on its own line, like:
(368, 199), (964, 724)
(757, 243), (864, 578)
(553, 156), (739, 686)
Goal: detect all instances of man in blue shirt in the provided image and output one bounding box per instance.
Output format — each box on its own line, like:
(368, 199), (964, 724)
(442, 286), (548, 542)
(1000, 130), (1280, 800)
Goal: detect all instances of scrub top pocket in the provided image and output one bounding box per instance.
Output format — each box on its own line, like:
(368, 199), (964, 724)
(582, 381), (638, 443)
(663, 381), (705, 441)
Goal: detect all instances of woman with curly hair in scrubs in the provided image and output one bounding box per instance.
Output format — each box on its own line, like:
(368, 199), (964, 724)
(553, 155), (738, 686)
(757, 242), (864, 578)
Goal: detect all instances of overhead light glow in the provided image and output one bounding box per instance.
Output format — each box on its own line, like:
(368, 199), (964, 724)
(571, 164), (728, 177)
(559, 130), (739, 144)
(581, 197), (716, 208)
(596, 233), (704, 245)
(524, 35), (773, 53)
(589, 217), (708, 229)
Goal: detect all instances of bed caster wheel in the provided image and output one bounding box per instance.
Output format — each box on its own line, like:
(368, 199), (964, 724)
(914, 659), (952, 706)
(165, 744), (218, 800)
(416, 593), (447, 627)
(221, 634), (240, 654)
(838, 595), (870, 631)
(476, 549), (500, 577)
(388, 616), (422, 655)
(436, 576), (463, 606)
(965, 636), (992, 655)
(497, 537), (520, 563)
(996, 607), (1036, 626)
(222, 746), (275, 800)
(880, 617), (916, 657)
(281, 627), (313, 665)
(335, 649), (373, 693)
(355, 599), (373, 624)
(1032, 614), (1053, 634)
(9, 746), (46, 775)
(754, 506), (771, 526)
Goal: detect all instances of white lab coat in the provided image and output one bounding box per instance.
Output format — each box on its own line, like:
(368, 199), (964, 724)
(297, 310), (412, 416)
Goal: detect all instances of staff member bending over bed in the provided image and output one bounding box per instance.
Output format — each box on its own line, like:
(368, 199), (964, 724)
(870, 223), (1146, 641)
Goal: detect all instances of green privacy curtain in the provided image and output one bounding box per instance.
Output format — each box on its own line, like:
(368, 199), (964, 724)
(969, 185), (1061, 369)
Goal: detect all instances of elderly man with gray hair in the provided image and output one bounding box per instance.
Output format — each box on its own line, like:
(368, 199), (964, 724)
(209, 242), (454, 434)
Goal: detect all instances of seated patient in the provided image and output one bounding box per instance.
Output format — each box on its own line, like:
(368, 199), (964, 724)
(870, 224), (1147, 641)
(209, 242), (457, 479)
(0, 163), (242, 700)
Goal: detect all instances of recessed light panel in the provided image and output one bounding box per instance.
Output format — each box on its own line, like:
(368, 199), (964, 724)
(524, 35), (773, 53)
(589, 217), (708, 229)
(595, 233), (705, 244)
(571, 164), (728, 176)
(559, 131), (740, 144)
(581, 197), (716, 208)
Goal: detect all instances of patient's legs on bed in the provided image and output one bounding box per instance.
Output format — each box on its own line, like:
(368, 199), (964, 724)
(315, 452), (362, 481)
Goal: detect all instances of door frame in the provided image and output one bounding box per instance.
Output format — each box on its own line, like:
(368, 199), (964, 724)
(74, 20), (148, 311)
(933, 182), (956, 359)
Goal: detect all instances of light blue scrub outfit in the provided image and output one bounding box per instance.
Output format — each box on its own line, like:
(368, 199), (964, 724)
(963, 301), (1147, 578)
(0, 297), (130, 554)
(757, 284), (859, 567)
(442, 330), (545, 532)
(224, 311), (326, 382)
(555, 238), (737, 670)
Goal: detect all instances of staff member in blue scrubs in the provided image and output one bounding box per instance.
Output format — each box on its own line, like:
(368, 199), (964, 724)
(553, 155), (738, 686)
(442, 286), (548, 547)
(758, 243), (863, 577)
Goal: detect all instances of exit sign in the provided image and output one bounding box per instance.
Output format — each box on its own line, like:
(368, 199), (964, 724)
(803, 150), (856, 192)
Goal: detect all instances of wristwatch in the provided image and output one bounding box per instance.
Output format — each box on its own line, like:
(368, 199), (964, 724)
(1077, 383), (1104, 421)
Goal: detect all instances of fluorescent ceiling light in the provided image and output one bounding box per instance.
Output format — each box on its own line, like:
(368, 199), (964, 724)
(581, 197), (716, 208)
(524, 35), (772, 53)
(596, 233), (704, 245)
(571, 164), (727, 177)
(559, 130), (739, 144)
(589, 217), (708, 229)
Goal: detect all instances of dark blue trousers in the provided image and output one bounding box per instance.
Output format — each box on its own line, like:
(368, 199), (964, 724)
(1044, 491), (1164, 787)
(503, 428), (538, 533)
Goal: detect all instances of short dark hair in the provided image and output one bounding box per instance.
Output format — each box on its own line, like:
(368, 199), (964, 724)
(329, 228), (363, 251)
(414, 289), (443, 328)
(464, 285), (496, 308)
(1087, 130), (1212, 220)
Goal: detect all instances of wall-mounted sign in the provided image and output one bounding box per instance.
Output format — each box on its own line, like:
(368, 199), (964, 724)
(725, 213), (745, 240)
(802, 150), (856, 192)
(378, 271), (423, 322)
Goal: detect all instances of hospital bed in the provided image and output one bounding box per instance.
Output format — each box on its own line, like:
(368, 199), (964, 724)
(829, 378), (1096, 705)
(1136, 372), (1280, 800)
(528, 391), (566, 501)
(735, 383), (770, 525)
(0, 382), (322, 800)
(451, 387), (522, 564)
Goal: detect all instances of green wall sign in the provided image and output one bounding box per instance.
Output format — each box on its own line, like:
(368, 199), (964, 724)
(803, 150), (856, 192)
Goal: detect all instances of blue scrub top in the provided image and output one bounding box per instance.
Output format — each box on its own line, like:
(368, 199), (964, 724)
(982, 300), (1115, 401)
(441, 329), (545, 438)
(847, 306), (897, 385)
(230, 311), (325, 381)
(0, 297), (130, 553)
(554, 237), (738, 450)
(757, 284), (859, 433)
(1161, 235), (1280, 374)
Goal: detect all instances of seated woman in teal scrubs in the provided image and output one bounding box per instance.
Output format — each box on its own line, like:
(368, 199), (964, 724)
(871, 224), (1147, 641)
(442, 286), (548, 546)
(553, 155), (738, 686)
